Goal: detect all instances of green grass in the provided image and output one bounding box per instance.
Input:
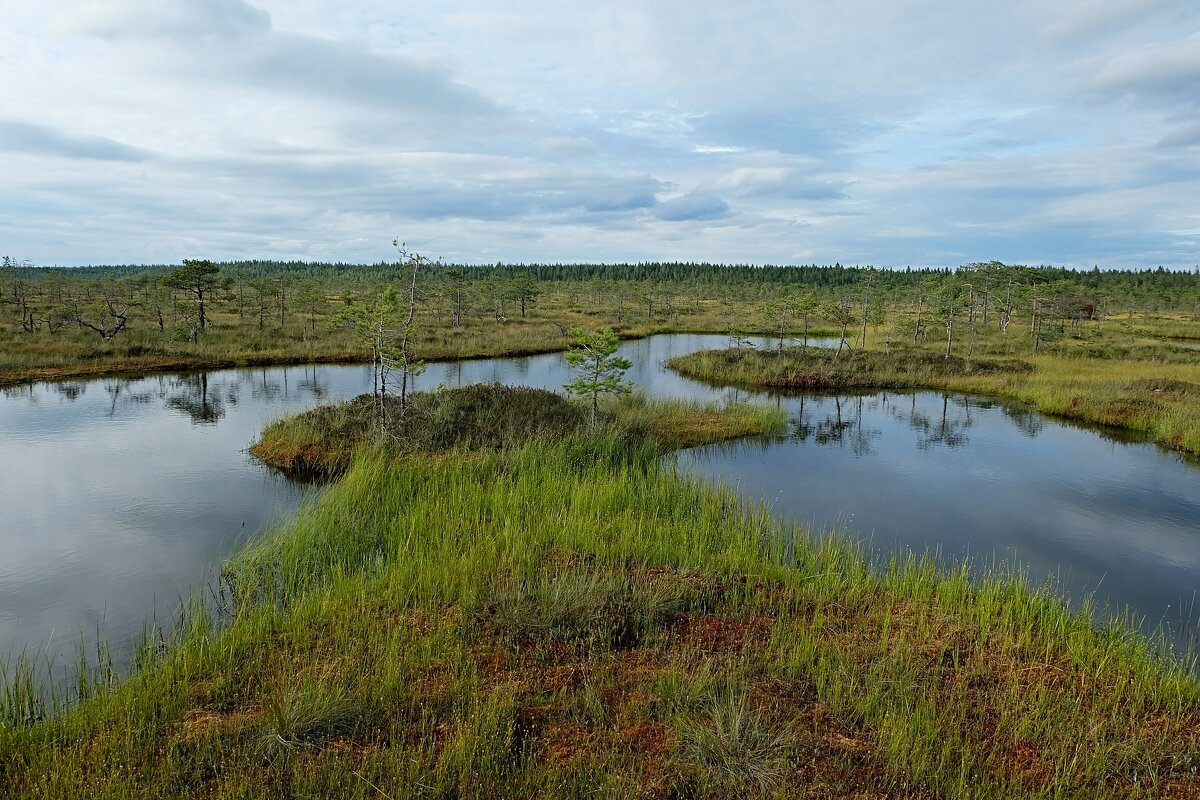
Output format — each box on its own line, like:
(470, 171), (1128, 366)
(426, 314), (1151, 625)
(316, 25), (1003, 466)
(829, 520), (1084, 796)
(251, 385), (788, 479)
(251, 383), (592, 479)
(2, 392), (1199, 797)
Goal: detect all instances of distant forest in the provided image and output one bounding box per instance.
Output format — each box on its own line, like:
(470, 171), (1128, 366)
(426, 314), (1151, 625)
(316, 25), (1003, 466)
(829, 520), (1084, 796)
(10, 259), (1200, 291)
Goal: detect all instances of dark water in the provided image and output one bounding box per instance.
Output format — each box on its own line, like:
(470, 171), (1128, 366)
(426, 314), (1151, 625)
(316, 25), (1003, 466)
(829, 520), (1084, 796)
(0, 334), (763, 673)
(2, 333), (1199, 676)
(677, 392), (1200, 652)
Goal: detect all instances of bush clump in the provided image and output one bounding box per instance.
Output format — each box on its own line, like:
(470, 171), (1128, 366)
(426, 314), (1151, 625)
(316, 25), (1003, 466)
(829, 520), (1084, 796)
(401, 382), (586, 451)
(251, 383), (586, 479)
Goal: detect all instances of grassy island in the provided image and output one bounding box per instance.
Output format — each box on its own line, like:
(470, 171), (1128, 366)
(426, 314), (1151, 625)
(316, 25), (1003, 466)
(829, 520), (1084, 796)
(669, 344), (1200, 456)
(4, 384), (1200, 798)
(250, 384), (784, 480)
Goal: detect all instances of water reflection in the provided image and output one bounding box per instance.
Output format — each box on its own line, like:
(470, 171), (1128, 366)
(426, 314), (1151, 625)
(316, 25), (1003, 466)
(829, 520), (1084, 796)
(914, 395), (970, 450)
(677, 388), (1200, 654)
(166, 374), (225, 424)
(297, 366), (329, 401)
(60, 368), (345, 426)
(4, 334), (1200, 680)
(0, 362), (353, 678)
(784, 393), (970, 454)
(50, 381), (88, 402)
(801, 395), (880, 455)
(1001, 405), (1045, 438)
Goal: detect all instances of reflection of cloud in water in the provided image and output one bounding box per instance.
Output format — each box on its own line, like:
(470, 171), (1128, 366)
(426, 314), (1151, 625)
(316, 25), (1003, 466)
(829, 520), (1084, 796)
(6, 335), (1200, 677)
(0, 361), (359, 676)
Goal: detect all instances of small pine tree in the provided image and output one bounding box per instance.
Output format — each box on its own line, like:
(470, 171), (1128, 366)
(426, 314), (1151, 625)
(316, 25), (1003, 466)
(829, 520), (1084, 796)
(563, 326), (632, 426)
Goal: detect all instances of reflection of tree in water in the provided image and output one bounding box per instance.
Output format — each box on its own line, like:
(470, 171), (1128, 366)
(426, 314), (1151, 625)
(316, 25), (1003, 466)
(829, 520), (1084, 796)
(166, 373), (226, 424)
(812, 398), (854, 446)
(102, 379), (153, 417)
(248, 369), (285, 402)
(443, 361), (465, 388)
(917, 394), (970, 449)
(50, 381), (89, 402)
(893, 394), (931, 437)
(1002, 406), (1045, 438)
(881, 393), (977, 449)
(795, 395), (881, 456)
(723, 387), (748, 405)
(237, 366), (337, 404)
(296, 365), (330, 400)
(2, 384), (36, 402)
(790, 395), (814, 442)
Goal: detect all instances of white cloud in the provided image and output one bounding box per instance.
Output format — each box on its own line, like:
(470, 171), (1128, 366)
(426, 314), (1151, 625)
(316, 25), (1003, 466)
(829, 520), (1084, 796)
(1159, 124), (1200, 148)
(711, 167), (844, 200)
(0, 120), (152, 161)
(0, 0), (1198, 267)
(1089, 30), (1200, 102)
(64, 0), (272, 41)
(539, 137), (599, 158)
(1033, 0), (1181, 44)
(655, 193), (730, 222)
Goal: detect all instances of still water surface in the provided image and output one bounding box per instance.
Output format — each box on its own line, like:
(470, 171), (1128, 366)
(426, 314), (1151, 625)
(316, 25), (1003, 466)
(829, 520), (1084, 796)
(2, 333), (1199, 675)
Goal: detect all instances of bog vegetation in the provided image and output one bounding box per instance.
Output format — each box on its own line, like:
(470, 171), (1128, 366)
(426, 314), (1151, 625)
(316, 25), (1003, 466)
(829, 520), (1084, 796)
(3, 256), (1200, 383)
(6, 255), (1200, 452)
(5, 382), (1200, 798)
(6, 255), (1200, 796)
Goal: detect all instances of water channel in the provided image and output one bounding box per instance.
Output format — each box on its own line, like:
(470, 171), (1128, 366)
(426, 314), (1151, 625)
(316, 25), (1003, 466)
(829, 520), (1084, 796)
(3, 333), (1199, 679)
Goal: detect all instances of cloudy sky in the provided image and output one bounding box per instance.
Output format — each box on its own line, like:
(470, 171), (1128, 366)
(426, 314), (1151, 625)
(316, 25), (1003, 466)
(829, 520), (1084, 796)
(3, 0), (1199, 267)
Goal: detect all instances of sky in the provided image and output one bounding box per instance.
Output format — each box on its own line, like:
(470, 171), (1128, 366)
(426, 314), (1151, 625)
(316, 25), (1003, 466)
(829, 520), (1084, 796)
(2, 0), (1199, 268)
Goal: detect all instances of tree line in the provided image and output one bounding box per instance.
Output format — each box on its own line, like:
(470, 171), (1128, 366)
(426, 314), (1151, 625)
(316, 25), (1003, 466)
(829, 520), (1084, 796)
(11, 258), (1200, 291)
(4, 256), (1199, 350)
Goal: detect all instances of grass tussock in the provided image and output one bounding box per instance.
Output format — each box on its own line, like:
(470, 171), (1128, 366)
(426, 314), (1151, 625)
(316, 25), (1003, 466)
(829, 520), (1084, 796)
(676, 685), (797, 796)
(257, 679), (364, 763)
(4, 392), (1200, 798)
